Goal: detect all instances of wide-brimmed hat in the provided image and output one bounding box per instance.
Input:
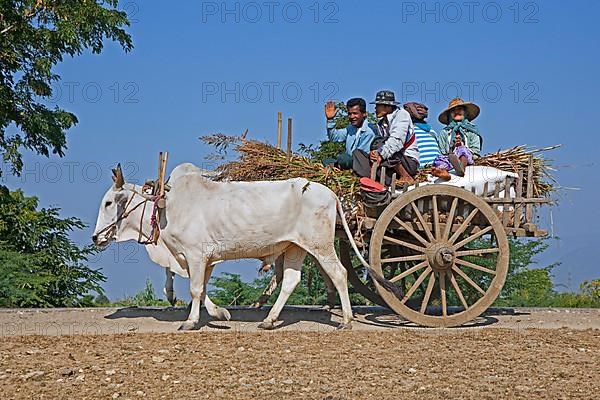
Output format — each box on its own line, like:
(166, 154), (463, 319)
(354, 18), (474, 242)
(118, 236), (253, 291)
(370, 90), (400, 106)
(438, 98), (480, 124)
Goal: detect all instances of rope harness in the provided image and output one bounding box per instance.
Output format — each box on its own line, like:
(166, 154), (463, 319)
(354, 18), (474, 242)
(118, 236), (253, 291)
(95, 184), (165, 246)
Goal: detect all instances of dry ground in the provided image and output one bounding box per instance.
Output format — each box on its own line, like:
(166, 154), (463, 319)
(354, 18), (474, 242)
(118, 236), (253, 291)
(0, 307), (598, 399)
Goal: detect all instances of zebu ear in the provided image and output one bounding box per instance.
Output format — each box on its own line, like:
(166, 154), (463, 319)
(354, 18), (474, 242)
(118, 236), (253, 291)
(112, 163), (125, 190)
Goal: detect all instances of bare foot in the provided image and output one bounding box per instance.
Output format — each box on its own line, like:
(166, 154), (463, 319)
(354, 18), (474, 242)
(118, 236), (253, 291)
(397, 176), (415, 185)
(448, 154), (465, 177)
(431, 167), (451, 181)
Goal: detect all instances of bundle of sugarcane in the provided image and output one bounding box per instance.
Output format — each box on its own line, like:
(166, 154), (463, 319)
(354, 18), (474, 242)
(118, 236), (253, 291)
(416, 145), (558, 197)
(202, 135), (361, 198)
(474, 145), (558, 197)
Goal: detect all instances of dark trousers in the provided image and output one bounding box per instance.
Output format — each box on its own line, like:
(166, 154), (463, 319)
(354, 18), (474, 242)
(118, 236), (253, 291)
(352, 149), (418, 185)
(323, 152), (353, 170)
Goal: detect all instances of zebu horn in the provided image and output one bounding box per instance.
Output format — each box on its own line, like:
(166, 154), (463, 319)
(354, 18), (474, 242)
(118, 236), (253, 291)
(112, 163), (125, 189)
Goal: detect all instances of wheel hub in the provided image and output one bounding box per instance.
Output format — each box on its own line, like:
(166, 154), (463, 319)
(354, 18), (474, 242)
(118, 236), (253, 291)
(427, 243), (455, 272)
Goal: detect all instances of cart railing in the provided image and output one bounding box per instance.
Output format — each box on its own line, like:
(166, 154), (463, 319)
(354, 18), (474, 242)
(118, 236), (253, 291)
(366, 154), (552, 238)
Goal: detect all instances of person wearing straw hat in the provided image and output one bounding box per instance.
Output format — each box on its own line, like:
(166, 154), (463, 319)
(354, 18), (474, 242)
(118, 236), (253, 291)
(352, 90), (419, 185)
(431, 97), (483, 180)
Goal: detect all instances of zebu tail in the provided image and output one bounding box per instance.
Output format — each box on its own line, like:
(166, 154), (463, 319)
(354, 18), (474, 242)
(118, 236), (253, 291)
(335, 199), (404, 299)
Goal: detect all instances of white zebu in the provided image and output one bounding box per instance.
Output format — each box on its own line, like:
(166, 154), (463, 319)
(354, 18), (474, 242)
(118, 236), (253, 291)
(93, 164), (374, 330)
(148, 164), (326, 316)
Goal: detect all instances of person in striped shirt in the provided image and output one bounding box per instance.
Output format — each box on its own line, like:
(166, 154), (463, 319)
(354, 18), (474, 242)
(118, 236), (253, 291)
(403, 102), (440, 168)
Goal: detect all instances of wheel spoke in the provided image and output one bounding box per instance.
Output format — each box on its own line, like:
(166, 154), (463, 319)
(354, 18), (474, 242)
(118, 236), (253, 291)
(455, 258), (497, 275)
(401, 266), (432, 303)
(382, 254), (427, 264)
(432, 195), (440, 240)
(393, 216), (429, 246)
(442, 197), (459, 240)
(389, 261), (428, 283)
(383, 235), (427, 254)
(410, 201), (434, 242)
(440, 271), (447, 317)
(453, 226), (494, 250)
(452, 265), (486, 296)
(448, 208), (479, 244)
(448, 270), (469, 310)
(455, 248), (500, 257)
(420, 271), (436, 314)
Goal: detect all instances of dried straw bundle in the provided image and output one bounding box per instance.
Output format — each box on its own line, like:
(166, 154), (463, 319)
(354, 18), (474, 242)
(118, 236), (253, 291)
(203, 135), (558, 198)
(474, 145), (558, 197)
(209, 137), (361, 198)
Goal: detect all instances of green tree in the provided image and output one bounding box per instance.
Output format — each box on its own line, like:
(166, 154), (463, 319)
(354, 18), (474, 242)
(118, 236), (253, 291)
(0, 0), (133, 175)
(111, 279), (170, 307)
(0, 187), (105, 307)
(496, 237), (559, 306)
(581, 279), (600, 300)
(209, 272), (272, 306)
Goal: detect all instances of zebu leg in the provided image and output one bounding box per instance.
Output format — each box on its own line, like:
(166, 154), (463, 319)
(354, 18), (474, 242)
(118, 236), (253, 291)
(317, 264), (337, 310)
(179, 256), (209, 331)
(311, 245), (353, 329)
(203, 264), (231, 321)
(258, 247), (306, 330)
(163, 269), (177, 306)
(251, 255), (284, 308)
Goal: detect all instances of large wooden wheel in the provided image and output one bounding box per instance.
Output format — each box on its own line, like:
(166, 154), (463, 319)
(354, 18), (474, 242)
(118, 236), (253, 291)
(369, 185), (509, 327)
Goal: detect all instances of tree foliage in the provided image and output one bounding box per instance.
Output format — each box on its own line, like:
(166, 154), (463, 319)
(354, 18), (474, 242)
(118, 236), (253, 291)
(496, 237), (558, 306)
(209, 272), (272, 306)
(0, 187), (105, 307)
(0, 0), (133, 175)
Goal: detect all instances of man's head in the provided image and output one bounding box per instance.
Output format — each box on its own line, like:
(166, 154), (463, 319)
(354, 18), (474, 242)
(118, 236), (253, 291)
(370, 90), (400, 118)
(404, 102), (429, 122)
(346, 98), (367, 127)
(375, 104), (397, 118)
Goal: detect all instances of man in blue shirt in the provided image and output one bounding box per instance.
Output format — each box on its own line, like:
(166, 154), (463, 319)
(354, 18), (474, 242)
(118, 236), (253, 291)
(323, 98), (377, 169)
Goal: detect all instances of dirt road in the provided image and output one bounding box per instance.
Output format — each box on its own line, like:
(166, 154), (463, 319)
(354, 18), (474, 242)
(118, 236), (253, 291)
(1, 306), (598, 335)
(0, 307), (598, 399)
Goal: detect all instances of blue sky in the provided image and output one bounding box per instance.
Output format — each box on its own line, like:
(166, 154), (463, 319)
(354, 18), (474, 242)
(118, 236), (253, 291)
(3, 0), (599, 300)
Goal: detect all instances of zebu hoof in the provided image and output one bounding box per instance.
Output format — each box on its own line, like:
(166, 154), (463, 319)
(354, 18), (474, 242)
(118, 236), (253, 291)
(215, 307), (231, 321)
(336, 323), (352, 331)
(178, 321), (200, 331)
(258, 321), (275, 330)
(167, 296), (177, 307)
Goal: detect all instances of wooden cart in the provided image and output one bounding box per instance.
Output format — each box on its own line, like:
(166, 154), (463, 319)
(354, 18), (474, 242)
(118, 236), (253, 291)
(338, 155), (552, 327)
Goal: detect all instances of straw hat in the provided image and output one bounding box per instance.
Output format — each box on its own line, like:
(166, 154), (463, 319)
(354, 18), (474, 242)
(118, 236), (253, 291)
(438, 98), (480, 125)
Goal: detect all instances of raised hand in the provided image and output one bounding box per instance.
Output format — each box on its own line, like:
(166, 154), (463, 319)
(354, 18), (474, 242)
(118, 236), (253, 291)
(324, 101), (337, 119)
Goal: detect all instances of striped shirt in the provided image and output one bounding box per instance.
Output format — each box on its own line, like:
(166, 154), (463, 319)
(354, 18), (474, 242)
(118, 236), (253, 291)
(414, 123), (440, 167)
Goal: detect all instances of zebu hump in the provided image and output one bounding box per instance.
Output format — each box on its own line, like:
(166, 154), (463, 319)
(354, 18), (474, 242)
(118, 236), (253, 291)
(169, 163), (218, 182)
